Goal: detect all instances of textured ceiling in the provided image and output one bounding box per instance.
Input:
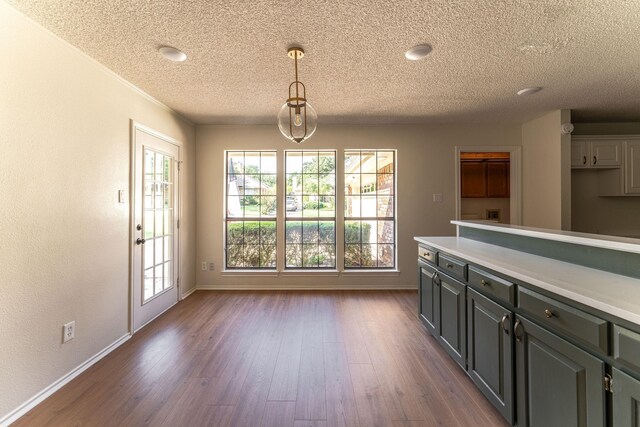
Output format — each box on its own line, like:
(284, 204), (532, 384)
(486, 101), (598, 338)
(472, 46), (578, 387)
(7, 0), (640, 124)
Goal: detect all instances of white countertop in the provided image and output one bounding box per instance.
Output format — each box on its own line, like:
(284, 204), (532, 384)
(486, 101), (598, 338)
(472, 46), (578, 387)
(452, 220), (640, 254)
(414, 236), (640, 326)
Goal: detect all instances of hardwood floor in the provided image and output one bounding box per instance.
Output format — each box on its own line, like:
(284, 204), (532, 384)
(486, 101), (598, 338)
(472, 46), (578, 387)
(14, 290), (507, 426)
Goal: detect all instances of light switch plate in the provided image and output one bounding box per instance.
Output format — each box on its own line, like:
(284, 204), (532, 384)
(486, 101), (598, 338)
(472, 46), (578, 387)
(433, 193), (443, 202)
(118, 190), (128, 203)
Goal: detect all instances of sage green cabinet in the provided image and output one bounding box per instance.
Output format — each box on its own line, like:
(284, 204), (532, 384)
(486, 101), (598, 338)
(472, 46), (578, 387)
(438, 272), (466, 369)
(515, 316), (605, 427)
(418, 260), (439, 336)
(467, 288), (513, 424)
(612, 367), (640, 427)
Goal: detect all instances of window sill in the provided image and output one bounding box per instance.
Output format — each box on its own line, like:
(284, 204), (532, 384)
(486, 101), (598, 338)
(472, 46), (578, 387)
(221, 269), (401, 277)
(280, 270), (340, 276)
(221, 270), (279, 276)
(341, 269), (400, 276)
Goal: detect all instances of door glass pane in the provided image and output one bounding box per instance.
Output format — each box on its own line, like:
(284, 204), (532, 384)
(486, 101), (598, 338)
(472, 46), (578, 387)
(144, 268), (154, 301)
(142, 147), (175, 302)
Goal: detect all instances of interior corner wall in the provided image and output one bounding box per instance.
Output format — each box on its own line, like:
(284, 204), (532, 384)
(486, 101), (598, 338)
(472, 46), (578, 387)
(0, 2), (196, 419)
(195, 123), (521, 290)
(521, 110), (568, 229)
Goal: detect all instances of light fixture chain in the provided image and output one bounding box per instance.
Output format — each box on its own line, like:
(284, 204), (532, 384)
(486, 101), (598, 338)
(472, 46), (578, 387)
(294, 50), (299, 106)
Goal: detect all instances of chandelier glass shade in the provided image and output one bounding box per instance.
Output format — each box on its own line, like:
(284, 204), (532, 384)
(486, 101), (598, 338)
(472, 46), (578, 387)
(277, 47), (317, 143)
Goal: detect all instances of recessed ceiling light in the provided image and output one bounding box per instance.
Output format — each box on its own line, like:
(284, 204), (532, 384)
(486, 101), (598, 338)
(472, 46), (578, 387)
(517, 87), (542, 96)
(405, 44), (433, 61)
(159, 46), (187, 62)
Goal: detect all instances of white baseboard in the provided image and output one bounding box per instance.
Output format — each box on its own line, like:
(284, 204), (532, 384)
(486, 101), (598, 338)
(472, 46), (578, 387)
(0, 333), (131, 427)
(196, 284), (417, 291)
(180, 286), (197, 300)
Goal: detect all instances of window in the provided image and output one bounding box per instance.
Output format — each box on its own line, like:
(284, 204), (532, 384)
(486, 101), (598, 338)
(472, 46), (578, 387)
(344, 150), (396, 268)
(225, 151), (277, 269)
(223, 149), (396, 271)
(285, 151), (336, 268)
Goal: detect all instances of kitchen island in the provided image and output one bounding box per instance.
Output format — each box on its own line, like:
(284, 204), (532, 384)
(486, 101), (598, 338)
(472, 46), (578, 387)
(415, 221), (640, 427)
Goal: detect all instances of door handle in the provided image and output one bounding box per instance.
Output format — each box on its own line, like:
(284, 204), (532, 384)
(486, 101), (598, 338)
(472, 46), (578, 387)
(582, 156), (587, 165)
(593, 156), (597, 165)
(136, 238), (146, 245)
(501, 314), (510, 335)
(514, 319), (523, 342)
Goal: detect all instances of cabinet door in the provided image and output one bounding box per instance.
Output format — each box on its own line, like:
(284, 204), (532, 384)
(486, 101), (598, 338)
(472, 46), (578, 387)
(418, 263), (439, 335)
(625, 141), (640, 194)
(591, 140), (622, 167)
(486, 161), (510, 197)
(515, 316), (605, 427)
(571, 140), (589, 168)
(612, 367), (640, 427)
(467, 289), (513, 424)
(438, 273), (466, 369)
(461, 161), (486, 197)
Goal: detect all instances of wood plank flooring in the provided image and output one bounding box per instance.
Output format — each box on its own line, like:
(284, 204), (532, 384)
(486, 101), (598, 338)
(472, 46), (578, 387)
(14, 290), (508, 426)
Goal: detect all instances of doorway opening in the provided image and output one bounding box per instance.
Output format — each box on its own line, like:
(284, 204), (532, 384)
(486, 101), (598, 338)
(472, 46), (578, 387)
(455, 146), (522, 225)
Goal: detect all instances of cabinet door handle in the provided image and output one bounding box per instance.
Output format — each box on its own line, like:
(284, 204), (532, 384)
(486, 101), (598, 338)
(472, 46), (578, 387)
(446, 263), (454, 269)
(432, 271), (440, 287)
(514, 319), (523, 342)
(481, 279), (489, 286)
(544, 309), (554, 318)
(593, 156), (597, 165)
(582, 156), (587, 165)
(501, 314), (510, 335)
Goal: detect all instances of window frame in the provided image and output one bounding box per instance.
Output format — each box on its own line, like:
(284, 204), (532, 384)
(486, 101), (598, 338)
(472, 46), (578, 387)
(224, 150), (278, 270)
(222, 149), (398, 273)
(343, 149), (397, 270)
(284, 149), (337, 270)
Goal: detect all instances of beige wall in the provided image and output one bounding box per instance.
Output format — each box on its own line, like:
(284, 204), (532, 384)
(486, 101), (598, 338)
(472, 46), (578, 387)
(0, 3), (196, 419)
(461, 198), (511, 223)
(196, 124), (521, 289)
(571, 122), (640, 237)
(521, 110), (571, 229)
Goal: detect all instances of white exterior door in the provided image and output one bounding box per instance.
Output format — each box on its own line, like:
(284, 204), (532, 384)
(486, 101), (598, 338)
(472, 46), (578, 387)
(132, 123), (180, 332)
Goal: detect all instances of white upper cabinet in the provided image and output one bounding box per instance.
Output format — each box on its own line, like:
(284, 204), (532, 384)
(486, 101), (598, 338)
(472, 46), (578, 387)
(625, 140), (640, 194)
(571, 136), (622, 168)
(586, 136), (640, 197)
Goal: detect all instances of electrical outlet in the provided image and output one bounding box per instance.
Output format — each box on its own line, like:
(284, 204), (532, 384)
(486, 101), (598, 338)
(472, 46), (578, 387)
(201, 262), (207, 271)
(63, 321), (75, 343)
(209, 262), (215, 271)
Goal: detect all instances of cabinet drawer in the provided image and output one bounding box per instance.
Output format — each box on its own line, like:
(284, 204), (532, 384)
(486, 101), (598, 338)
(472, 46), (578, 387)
(518, 287), (608, 353)
(418, 245), (437, 264)
(613, 325), (640, 373)
(468, 266), (515, 305)
(437, 253), (467, 281)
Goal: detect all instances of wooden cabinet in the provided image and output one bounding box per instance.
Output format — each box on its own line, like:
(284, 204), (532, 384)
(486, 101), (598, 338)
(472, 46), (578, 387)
(418, 261), (438, 335)
(438, 272), (467, 369)
(418, 256), (466, 370)
(487, 161), (510, 197)
(467, 289), (514, 423)
(515, 316), (605, 427)
(416, 244), (640, 426)
(612, 367), (640, 427)
(461, 161), (486, 197)
(571, 137), (622, 168)
(461, 160), (510, 198)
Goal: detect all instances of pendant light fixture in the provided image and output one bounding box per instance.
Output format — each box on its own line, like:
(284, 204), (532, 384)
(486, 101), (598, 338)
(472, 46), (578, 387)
(277, 47), (317, 143)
